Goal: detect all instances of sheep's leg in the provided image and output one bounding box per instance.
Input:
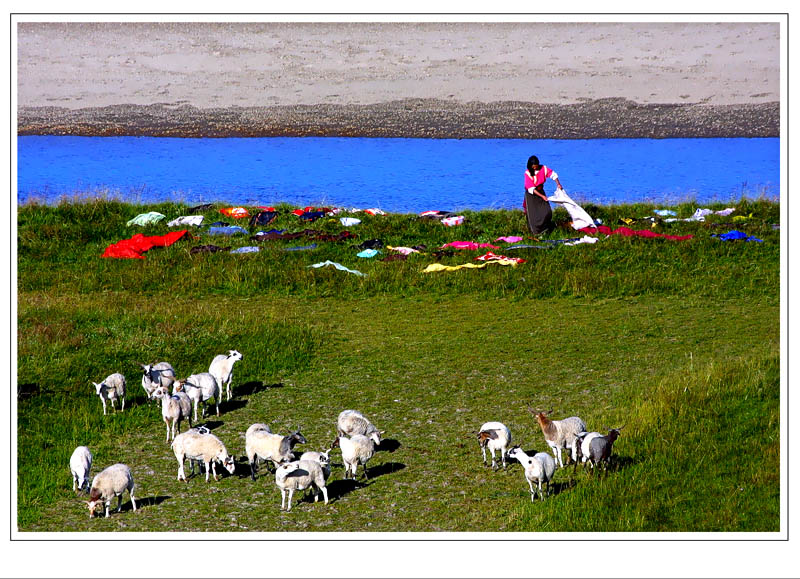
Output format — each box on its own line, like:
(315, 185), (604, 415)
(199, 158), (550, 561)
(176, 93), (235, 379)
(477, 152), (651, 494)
(321, 486), (328, 505)
(72, 475), (77, 492)
(205, 461), (211, 483)
(249, 459), (258, 481)
(212, 461), (219, 481)
(129, 490), (136, 512)
(363, 463), (369, 480)
(215, 398), (219, 417)
(538, 480), (544, 501)
(351, 463), (358, 479)
(104, 501), (110, 518)
(110, 398), (116, 413)
(501, 446), (507, 469)
(178, 460), (186, 482)
(280, 489), (286, 510)
(193, 400), (198, 423)
(101, 398), (107, 416)
(286, 489), (294, 512)
(121, 397), (125, 412)
(490, 447), (498, 470)
(164, 419), (170, 443)
(481, 446), (487, 466)
(116, 494), (123, 512)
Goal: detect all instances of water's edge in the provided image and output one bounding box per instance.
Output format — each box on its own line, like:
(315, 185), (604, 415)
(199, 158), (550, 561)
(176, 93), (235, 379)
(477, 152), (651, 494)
(18, 98), (780, 139)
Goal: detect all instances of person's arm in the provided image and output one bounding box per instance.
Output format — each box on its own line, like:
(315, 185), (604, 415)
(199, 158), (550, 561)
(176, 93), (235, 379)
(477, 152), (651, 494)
(555, 177), (564, 190)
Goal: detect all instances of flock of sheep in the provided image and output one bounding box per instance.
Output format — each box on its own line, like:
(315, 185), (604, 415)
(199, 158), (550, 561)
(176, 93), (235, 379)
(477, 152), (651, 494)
(74, 349), (623, 519)
(477, 410), (624, 501)
(75, 351), (386, 516)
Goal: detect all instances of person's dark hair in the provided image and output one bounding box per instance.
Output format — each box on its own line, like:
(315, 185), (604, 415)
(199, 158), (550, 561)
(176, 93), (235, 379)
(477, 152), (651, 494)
(527, 155), (540, 171)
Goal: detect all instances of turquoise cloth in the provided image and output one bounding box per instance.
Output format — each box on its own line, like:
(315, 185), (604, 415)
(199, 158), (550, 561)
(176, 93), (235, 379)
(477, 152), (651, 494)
(357, 249), (380, 258)
(126, 212), (166, 226)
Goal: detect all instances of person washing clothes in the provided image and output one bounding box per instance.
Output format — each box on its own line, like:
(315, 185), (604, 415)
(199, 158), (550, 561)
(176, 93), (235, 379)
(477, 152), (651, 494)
(524, 155), (564, 235)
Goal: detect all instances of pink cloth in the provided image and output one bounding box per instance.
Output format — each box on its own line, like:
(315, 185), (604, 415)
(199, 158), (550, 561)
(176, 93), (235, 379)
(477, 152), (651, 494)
(495, 236), (524, 243)
(442, 241), (501, 250)
(579, 225), (693, 241)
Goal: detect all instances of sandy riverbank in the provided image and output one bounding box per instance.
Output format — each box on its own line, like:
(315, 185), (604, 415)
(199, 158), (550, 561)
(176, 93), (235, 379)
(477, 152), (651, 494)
(16, 21), (780, 138)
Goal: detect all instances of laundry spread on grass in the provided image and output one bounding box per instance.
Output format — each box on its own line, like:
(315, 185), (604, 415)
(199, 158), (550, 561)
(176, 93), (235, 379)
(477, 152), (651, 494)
(126, 212), (166, 227)
(505, 244), (552, 250)
(190, 244), (230, 254)
(340, 217), (362, 226)
(441, 241), (501, 250)
(711, 230), (764, 242)
(579, 225), (693, 241)
(230, 246), (260, 254)
(475, 252), (526, 264)
(249, 210), (278, 228)
(664, 208), (737, 223)
(251, 229), (357, 242)
(167, 215), (204, 227)
(563, 235), (600, 246)
(422, 259), (521, 273)
(102, 230), (189, 259)
(357, 249), (380, 258)
(209, 226), (249, 236)
(283, 243), (318, 251)
(387, 246), (421, 255)
(653, 209), (677, 217)
(219, 207), (250, 219)
(495, 236), (524, 243)
(441, 216), (465, 226)
(307, 260), (366, 276)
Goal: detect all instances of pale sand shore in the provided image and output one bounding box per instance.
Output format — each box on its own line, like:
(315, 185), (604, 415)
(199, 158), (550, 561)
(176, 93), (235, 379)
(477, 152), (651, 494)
(16, 21), (780, 138)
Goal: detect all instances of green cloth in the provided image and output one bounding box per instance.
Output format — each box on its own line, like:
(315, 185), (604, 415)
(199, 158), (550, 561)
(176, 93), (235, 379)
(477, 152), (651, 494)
(127, 212), (167, 226)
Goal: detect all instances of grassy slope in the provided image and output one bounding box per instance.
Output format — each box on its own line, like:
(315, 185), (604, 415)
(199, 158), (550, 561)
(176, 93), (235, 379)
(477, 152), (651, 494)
(16, 199), (781, 532)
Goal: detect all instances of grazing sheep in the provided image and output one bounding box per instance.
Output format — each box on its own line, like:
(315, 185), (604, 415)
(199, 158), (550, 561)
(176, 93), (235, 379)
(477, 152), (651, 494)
(333, 434), (375, 480)
(529, 408), (586, 468)
(173, 373), (221, 421)
(246, 427), (307, 480)
(86, 463), (136, 518)
(172, 429), (236, 482)
(507, 447), (557, 501)
(209, 350), (243, 402)
(92, 373), (126, 415)
(586, 427), (624, 473)
(152, 386), (191, 443)
(477, 421), (512, 470)
(275, 459), (329, 512)
(69, 446), (92, 493)
(572, 431), (603, 471)
(140, 362), (175, 401)
(337, 409), (383, 446)
(245, 423), (272, 437)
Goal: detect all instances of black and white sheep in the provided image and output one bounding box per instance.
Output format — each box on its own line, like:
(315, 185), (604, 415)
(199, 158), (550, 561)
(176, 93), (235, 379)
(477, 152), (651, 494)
(246, 427), (307, 480)
(86, 463), (137, 518)
(275, 459), (329, 512)
(477, 421), (512, 470)
(92, 373), (126, 415)
(582, 427), (624, 473)
(139, 362), (175, 401)
(336, 409), (383, 446)
(69, 446), (92, 493)
(530, 408), (586, 468)
(173, 373), (221, 422)
(507, 447), (557, 501)
(208, 350), (243, 402)
(172, 429), (236, 482)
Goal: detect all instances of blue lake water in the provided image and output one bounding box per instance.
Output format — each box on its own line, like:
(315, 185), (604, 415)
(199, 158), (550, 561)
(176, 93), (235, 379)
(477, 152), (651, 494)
(17, 136), (779, 212)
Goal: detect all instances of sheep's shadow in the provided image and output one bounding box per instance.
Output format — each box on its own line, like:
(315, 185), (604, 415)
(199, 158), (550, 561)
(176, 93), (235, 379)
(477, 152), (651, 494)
(17, 383), (41, 400)
(134, 495), (171, 510)
(325, 478), (372, 502)
(192, 420), (224, 431)
(223, 398), (248, 413)
(364, 461), (405, 479)
(376, 438), (401, 453)
(237, 381), (283, 396)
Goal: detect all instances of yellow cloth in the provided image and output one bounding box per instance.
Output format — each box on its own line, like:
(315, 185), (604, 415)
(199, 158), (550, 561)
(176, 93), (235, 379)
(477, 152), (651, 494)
(422, 260), (520, 273)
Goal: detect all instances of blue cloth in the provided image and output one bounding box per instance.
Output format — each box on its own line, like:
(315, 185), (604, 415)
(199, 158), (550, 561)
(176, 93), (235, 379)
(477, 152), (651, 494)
(258, 229), (286, 235)
(654, 209), (677, 216)
(283, 244), (317, 251)
(357, 248), (380, 258)
(505, 244), (552, 250)
(230, 246), (260, 254)
(209, 226), (248, 236)
(712, 230), (763, 242)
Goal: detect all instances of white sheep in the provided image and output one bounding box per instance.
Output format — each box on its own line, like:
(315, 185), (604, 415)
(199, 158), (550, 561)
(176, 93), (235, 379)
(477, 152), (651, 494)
(337, 409), (383, 446)
(275, 459), (329, 512)
(69, 446), (92, 493)
(530, 408), (587, 468)
(140, 362), (175, 401)
(209, 350), (243, 402)
(477, 421), (512, 470)
(572, 431), (603, 469)
(580, 427), (624, 473)
(173, 373), (221, 421)
(299, 447), (333, 479)
(507, 447), (557, 501)
(246, 427), (307, 480)
(86, 463), (137, 518)
(333, 434), (375, 480)
(245, 423), (272, 437)
(171, 429), (236, 482)
(91, 373), (126, 415)
(152, 386), (191, 443)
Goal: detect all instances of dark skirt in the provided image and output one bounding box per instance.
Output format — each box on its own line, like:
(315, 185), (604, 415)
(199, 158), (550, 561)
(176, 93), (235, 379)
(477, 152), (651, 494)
(524, 190), (553, 235)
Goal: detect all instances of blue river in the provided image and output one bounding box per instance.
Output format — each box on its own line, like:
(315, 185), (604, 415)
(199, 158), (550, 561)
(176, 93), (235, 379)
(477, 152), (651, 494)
(17, 136), (779, 212)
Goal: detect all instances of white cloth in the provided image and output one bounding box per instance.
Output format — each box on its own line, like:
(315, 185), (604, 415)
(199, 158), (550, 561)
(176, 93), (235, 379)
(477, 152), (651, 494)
(563, 235), (599, 246)
(340, 217), (361, 226)
(167, 215), (204, 227)
(546, 188), (595, 230)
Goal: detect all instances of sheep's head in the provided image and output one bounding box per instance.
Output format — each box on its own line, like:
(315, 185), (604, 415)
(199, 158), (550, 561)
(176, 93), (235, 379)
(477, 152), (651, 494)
(477, 429), (499, 448)
(139, 363), (152, 375)
(290, 430), (307, 445)
(369, 430), (384, 446)
(87, 488), (102, 518)
(228, 350), (243, 361)
(330, 437), (341, 450)
(92, 382), (104, 395)
(506, 446), (523, 460)
(222, 456), (236, 475)
(172, 380), (184, 393)
(606, 426), (624, 443)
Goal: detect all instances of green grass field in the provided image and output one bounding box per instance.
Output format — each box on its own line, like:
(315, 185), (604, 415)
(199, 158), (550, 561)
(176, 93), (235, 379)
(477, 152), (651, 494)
(16, 198), (781, 532)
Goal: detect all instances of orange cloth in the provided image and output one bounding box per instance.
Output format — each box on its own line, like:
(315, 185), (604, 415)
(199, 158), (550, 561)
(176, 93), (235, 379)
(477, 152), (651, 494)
(219, 207), (250, 219)
(102, 230), (189, 259)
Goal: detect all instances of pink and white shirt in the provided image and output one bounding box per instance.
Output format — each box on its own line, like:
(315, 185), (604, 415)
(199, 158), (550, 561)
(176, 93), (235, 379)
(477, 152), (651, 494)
(524, 166), (559, 193)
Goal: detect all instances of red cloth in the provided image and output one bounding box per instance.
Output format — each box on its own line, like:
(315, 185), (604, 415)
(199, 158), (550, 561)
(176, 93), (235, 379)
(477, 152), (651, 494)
(102, 230), (189, 259)
(579, 225), (693, 241)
